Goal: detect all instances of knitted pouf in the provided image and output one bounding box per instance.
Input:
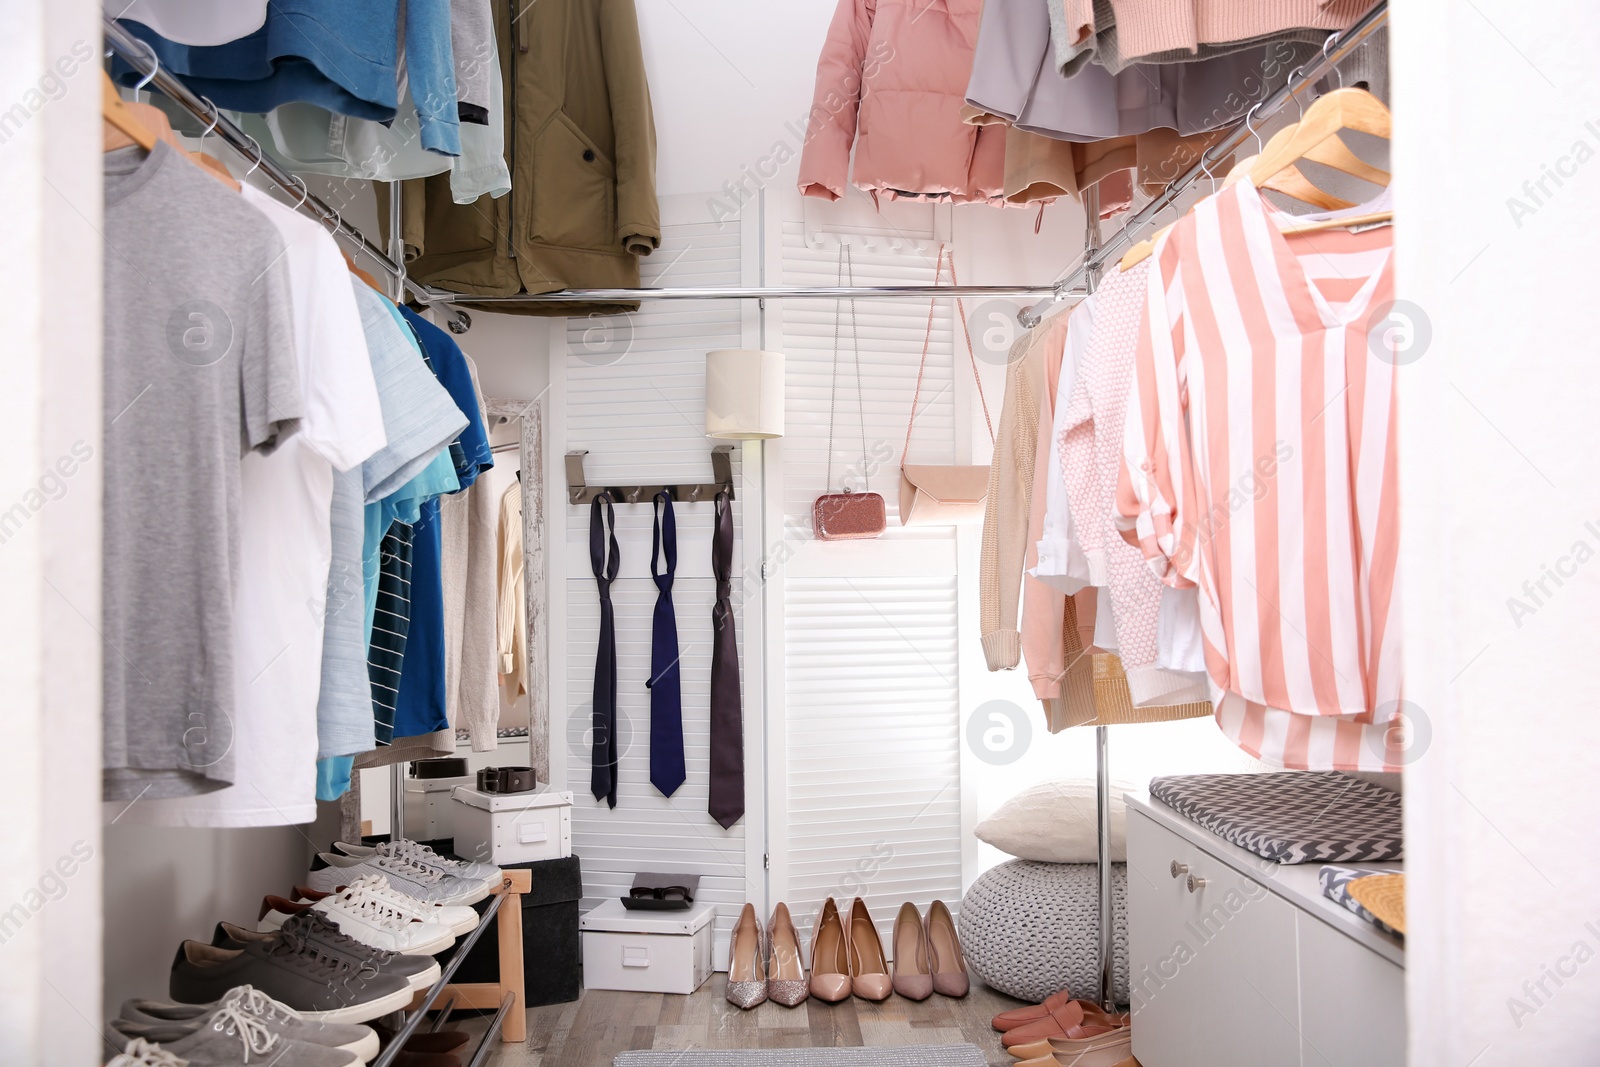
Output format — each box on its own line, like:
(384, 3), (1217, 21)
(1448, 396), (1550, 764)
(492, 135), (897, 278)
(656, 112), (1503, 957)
(959, 859), (1129, 1005)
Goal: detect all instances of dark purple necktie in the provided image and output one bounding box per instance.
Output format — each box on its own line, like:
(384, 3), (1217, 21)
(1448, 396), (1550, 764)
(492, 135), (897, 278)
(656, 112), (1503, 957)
(590, 493), (619, 808)
(708, 491), (745, 828)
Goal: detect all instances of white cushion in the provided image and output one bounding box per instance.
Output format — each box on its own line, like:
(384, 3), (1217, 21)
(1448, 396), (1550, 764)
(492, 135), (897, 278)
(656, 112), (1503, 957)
(975, 779), (1138, 863)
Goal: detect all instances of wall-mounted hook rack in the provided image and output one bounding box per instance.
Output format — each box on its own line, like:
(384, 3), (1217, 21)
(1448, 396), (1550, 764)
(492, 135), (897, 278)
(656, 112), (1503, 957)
(566, 447), (735, 506)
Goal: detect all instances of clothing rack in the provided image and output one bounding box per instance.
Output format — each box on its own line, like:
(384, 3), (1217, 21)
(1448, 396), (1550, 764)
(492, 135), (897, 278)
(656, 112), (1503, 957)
(1054, 0), (1388, 1011)
(1017, 0), (1389, 328)
(101, 15), (435, 307)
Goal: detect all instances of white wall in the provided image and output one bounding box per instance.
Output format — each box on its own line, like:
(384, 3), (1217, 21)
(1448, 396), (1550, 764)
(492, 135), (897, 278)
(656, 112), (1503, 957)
(1396, 2), (1600, 1061)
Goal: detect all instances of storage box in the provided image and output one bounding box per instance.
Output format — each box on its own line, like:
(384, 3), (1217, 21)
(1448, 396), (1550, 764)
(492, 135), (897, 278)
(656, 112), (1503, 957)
(444, 854), (583, 1008)
(403, 775), (474, 841)
(451, 786), (573, 866)
(581, 898), (716, 994)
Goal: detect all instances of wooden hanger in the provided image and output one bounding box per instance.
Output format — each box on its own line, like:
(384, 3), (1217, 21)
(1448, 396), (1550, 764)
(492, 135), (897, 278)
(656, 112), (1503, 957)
(103, 73), (241, 191)
(342, 250), (387, 296)
(102, 71), (156, 151)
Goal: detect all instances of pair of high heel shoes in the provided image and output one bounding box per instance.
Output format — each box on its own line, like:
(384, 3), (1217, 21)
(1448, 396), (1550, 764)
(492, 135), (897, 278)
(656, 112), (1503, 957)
(726, 897), (970, 1009)
(809, 897), (968, 1003)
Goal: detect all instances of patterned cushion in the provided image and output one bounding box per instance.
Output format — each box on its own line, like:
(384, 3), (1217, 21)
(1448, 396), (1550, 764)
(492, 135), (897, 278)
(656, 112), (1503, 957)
(960, 860), (1128, 1005)
(1320, 864), (1405, 939)
(1148, 771), (1403, 864)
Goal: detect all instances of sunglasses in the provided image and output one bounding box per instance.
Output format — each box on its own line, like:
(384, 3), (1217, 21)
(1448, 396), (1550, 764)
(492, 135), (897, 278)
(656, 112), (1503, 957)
(629, 885), (694, 903)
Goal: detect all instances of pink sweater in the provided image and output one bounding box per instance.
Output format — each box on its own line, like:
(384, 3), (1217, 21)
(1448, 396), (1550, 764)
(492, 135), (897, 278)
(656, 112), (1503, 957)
(1059, 0), (1371, 63)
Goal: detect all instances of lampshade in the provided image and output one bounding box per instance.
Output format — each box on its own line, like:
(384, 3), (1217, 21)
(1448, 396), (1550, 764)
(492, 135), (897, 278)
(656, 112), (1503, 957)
(705, 349), (785, 439)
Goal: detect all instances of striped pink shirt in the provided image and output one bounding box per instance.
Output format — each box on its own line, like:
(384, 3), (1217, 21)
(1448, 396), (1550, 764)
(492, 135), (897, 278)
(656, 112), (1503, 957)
(1115, 178), (1406, 772)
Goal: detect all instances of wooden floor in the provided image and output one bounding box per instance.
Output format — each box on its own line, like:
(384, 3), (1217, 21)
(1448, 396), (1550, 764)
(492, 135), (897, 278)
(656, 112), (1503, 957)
(453, 977), (1027, 1067)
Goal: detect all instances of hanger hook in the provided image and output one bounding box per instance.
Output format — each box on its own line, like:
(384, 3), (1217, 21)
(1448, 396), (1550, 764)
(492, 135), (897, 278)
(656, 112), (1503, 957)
(1243, 100), (1265, 154)
(198, 98), (221, 142)
(1321, 33), (1344, 89)
(242, 133), (263, 179)
(291, 175), (310, 210)
(133, 39), (161, 93)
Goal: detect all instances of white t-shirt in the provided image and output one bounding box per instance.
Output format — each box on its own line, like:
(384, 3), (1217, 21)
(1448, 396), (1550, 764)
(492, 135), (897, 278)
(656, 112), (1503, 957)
(123, 184), (386, 827)
(109, 0), (269, 45)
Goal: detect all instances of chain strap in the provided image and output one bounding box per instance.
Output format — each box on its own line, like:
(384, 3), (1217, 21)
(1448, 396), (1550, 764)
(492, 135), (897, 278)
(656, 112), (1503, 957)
(826, 244), (869, 493)
(903, 244), (995, 464)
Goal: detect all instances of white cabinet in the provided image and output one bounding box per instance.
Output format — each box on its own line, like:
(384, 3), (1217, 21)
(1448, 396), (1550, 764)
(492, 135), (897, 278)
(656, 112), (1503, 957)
(1127, 793), (1405, 1067)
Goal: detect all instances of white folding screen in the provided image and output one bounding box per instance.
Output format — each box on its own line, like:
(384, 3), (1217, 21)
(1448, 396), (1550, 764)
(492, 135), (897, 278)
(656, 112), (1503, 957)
(763, 202), (970, 941)
(552, 195), (763, 960)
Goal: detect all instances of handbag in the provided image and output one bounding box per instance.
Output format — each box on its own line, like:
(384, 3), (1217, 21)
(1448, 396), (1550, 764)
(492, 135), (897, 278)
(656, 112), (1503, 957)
(899, 244), (996, 526)
(814, 244), (888, 541)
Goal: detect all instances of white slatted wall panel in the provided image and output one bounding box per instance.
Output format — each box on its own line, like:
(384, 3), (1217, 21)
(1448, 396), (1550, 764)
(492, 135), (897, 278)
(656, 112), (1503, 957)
(774, 220), (966, 938)
(562, 215), (749, 951)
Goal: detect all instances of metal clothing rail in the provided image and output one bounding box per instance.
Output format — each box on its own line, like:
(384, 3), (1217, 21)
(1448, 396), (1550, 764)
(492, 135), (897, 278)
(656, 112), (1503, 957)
(446, 283), (1060, 304)
(1017, 0), (1390, 328)
(101, 15), (437, 307)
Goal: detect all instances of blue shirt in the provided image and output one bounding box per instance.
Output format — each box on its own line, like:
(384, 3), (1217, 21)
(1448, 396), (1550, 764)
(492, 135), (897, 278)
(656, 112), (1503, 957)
(390, 306), (493, 739)
(118, 0), (461, 156)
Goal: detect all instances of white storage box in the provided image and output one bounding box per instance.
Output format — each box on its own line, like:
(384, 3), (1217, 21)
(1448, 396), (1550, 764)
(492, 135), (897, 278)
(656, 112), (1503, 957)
(450, 786), (573, 866)
(403, 775), (474, 841)
(580, 898), (716, 994)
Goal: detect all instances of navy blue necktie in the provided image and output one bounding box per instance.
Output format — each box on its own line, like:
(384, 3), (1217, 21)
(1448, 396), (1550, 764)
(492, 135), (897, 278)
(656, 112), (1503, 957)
(647, 492), (687, 796)
(590, 494), (620, 808)
(708, 491), (745, 828)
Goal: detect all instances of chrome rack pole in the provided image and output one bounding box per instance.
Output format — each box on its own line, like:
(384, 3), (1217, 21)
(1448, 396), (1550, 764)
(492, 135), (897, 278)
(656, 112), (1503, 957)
(1016, 0), (1389, 328)
(1076, 183), (1118, 1014)
(368, 884), (512, 1067)
(446, 283), (1061, 304)
(101, 15), (440, 307)
(464, 993), (516, 1067)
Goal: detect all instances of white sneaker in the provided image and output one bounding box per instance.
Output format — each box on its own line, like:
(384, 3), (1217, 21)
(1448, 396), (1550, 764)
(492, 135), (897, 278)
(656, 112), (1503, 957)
(335, 839), (502, 892)
(107, 1039), (186, 1067)
(308, 850), (489, 906)
(283, 880), (480, 937)
(289, 876), (456, 955)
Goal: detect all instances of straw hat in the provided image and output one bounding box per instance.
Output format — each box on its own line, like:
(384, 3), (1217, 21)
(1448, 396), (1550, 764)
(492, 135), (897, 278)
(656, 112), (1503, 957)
(1348, 873), (1405, 934)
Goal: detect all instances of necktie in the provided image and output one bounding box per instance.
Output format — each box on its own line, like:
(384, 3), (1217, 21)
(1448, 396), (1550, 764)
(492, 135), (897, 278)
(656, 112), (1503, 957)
(708, 491), (745, 828)
(589, 493), (620, 808)
(646, 493), (686, 796)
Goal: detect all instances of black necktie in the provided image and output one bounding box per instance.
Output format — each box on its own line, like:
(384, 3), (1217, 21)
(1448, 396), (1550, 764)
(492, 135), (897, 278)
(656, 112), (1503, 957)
(647, 493), (686, 796)
(708, 491), (745, 828)
(590, 493), (620, 808)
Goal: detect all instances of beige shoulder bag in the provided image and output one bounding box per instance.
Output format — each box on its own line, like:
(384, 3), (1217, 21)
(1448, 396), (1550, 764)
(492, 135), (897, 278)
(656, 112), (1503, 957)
(899, 245), (995, 526)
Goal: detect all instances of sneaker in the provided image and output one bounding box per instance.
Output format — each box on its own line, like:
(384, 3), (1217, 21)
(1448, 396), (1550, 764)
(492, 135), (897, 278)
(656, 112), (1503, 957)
(254, 876), (455, 955)
(120, 985), (380, 1063)
(170, 925), (412, 1023)
(215, 913), (441, 993)
(308, 850), (489, 907)
(109, 998), (362, 1064)
(285, 879), (480, 937)
(106, 1038), (185, 1067)
(335, 839), (502, 892)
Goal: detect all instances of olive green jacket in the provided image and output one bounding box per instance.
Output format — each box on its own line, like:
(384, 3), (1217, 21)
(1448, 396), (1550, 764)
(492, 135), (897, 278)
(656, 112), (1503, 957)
(385, 0), (660, 315)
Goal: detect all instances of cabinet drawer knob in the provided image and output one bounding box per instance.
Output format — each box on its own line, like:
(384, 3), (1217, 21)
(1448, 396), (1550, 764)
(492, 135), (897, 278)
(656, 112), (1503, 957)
(1170, 861), (1189, 879)
(1186, 874), (1207, 893)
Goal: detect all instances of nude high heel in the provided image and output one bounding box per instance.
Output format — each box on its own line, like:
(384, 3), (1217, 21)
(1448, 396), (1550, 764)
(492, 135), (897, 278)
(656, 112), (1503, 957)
(925, 899), (970, 997)
(808, 897), (852, 1003)
(725, 903), (767, 1009)
(767, 902), (809, 1007)
(891, 902), (933, 1000)
(846, 897), (891, 1001)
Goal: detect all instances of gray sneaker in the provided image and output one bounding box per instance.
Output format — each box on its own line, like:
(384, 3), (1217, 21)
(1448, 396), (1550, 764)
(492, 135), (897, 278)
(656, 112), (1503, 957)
(105, 1039), (185, 1067)
(170, 926), (412, 1024)
(212, 913), (441, 993)
(334, 839), (502, 892)
(109, 1001), (360, 1065)
(308, 849), (489, 906)
(120, 985), (379, 1063)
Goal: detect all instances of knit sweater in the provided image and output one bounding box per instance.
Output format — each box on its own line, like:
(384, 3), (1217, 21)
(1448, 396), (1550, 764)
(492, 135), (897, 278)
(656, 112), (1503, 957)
(1051, 0), (1365, 74)
(1058, 260), (1207, 709)
(980, 329), (1050, 671)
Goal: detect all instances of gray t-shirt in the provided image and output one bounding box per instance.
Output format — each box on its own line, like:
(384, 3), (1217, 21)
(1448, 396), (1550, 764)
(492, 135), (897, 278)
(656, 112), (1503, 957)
(102, 142), (302, 801)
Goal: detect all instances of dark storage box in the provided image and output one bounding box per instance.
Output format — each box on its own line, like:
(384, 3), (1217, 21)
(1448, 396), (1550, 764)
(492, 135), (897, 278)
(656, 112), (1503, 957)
(431, 850), (583, 1008)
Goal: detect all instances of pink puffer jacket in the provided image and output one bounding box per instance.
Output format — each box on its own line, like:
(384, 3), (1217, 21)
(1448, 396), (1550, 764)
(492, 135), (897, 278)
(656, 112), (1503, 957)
(798, 0), (1004, 205)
